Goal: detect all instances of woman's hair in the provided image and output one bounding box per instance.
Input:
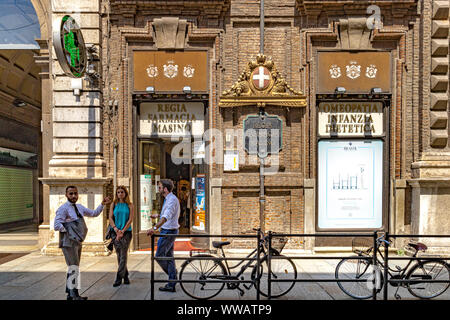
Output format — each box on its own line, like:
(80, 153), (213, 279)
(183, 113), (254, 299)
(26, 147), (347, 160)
(113, 185), (132, 206)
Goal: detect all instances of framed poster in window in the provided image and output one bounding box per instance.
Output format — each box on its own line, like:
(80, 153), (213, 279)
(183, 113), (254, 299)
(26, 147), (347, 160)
(318, 139), (383, 229)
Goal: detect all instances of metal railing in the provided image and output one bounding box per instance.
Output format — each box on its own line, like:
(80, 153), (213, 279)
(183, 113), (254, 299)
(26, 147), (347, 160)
(381, 233), (450, 300)
(150, 233), (263, 300)
(149, 231), (450, 300)
(267, 232), (450, 300)
(266, 232), (381, 300)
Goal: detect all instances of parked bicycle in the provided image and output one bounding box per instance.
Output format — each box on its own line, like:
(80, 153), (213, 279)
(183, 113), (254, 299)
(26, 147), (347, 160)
(335, 233), (450, 300)
(179, 228), (297, 300)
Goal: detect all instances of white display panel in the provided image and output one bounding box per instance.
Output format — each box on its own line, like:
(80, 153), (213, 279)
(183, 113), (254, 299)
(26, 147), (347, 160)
(318, 140), (383, 229)
(140, 174), (153, 231)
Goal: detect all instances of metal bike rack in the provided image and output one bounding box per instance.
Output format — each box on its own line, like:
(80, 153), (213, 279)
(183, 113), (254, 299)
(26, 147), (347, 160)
(150, 233), (263, 300)
(150, 232), (450, 300)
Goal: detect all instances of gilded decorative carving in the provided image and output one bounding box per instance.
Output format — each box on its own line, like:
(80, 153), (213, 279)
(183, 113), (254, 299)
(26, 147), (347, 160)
(220, 54), (306, 108)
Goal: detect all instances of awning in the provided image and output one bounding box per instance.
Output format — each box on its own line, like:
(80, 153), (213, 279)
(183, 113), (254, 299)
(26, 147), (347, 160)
(0, 0), (40, 49)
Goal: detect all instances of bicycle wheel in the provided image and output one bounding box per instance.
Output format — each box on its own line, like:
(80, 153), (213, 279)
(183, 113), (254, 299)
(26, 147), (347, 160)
(179, 254), (227, 300)
(407, 260), (450, 299)
(335, 257), (382, 300)
(252, 255), (297, 298)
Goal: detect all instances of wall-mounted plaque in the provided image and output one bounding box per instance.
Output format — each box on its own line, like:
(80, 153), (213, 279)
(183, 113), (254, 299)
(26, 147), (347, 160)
(133, 51), (208, 92)
(317, 51), (391, 94)
(243, 114), (283, 158)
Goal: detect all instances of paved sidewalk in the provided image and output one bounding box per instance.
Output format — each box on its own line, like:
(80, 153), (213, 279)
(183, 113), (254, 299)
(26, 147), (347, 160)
(0, 227), (448, 301)
(0, 249), (448, 300)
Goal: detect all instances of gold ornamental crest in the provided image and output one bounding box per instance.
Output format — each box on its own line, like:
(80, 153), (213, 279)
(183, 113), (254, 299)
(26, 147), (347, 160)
(220, 54), (306, 108)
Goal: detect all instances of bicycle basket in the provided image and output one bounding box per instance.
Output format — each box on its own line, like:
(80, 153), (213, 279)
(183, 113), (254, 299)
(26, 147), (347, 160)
(189, 249), (217, 257)
(352, 237), (373, 255)
(265, 236), (288, 255)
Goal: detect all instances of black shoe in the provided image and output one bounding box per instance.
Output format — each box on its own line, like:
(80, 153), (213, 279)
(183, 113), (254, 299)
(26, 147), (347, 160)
(113, 278), (122, 287)
(68, 289), (88, 300)
(123, 276), (130, 285)
(159, 285), (176, 292)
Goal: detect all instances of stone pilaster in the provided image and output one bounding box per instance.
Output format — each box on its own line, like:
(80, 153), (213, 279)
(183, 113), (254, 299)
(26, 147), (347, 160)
(429, 0), (449, 148)
(407, 1), (450, 253)
(40, 0), (110, 256)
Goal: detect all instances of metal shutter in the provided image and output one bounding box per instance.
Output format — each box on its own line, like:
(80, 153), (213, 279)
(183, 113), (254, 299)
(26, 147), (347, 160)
(0, 166), (33, 224)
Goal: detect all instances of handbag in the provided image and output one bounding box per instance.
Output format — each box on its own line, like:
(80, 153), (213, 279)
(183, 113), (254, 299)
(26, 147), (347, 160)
(105, 225), (116, 251)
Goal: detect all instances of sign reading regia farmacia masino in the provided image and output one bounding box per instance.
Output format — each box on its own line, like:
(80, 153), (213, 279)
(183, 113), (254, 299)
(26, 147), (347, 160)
(139, 102), (204, 137)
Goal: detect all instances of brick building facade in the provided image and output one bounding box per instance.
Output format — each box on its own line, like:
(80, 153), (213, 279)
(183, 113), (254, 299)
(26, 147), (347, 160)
(27, 0), (449, 254)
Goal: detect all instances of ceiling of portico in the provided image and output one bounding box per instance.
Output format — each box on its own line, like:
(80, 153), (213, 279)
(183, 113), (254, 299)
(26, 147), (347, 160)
(0, 49), (41, 106)
(0, 49), (41, 128)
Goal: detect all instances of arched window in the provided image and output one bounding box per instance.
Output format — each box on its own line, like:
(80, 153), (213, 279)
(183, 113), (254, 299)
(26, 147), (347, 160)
(0, 0), (41, 49)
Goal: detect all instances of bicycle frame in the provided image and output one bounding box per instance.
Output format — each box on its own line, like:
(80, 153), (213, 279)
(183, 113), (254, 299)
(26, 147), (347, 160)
(215, 239), (268, 281)
(361, 241), (428, 286)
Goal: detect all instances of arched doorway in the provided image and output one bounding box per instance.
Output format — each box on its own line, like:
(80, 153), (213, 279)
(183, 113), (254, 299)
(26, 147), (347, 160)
(0, 0), (49, 230)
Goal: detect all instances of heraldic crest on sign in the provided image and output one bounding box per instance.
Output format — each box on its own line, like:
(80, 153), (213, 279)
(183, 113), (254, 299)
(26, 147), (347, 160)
(222, 54), (303, 98)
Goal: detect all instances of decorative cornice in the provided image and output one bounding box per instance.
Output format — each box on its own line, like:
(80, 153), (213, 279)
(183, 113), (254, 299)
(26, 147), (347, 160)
(110, 0), (230, 20)
(219, 54), (306, 108)
(296, 0), (418, 17)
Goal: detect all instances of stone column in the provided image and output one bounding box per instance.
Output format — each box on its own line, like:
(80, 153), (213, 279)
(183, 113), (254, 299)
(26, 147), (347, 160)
(209, 178), (222, 249)
(304, 179), (315, 252)
(39, 0), (111, 256)
(408, 1), (450, 253)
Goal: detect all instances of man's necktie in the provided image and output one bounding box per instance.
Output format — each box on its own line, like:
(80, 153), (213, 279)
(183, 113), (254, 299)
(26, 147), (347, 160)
(72, 204), (83, 218)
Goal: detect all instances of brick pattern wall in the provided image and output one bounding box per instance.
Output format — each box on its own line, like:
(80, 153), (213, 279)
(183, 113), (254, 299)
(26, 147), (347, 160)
(100, 0), (439, 249)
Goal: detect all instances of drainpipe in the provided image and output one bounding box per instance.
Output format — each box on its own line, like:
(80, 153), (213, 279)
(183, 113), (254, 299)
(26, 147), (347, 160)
(113, 138), (118, 192)
(260, 0), (264, 54)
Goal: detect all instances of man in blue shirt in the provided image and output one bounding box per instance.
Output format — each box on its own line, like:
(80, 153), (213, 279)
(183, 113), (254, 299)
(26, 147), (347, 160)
(147, 179), (180, 292)
(54, 185), (111, 300)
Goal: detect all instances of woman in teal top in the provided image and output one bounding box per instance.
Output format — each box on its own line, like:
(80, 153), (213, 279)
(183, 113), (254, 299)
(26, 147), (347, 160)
(109, 185), (134, 287)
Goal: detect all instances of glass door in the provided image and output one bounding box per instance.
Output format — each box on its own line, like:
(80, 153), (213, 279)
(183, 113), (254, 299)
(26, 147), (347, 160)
(138, 141), (163, 249)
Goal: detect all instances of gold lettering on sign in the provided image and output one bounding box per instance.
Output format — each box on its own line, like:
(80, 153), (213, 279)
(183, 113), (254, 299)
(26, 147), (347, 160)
(146, 103), (198, 135)
(319, 102), (382, 135)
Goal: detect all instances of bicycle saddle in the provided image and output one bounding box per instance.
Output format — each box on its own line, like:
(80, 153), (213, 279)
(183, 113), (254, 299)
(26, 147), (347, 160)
(212, 241), (231, 248)
(408, 242), (427, 251)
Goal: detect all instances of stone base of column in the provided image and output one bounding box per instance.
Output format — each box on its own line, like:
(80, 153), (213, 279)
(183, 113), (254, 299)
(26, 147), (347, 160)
(409, 152), (450, 254)
(304, 179), (315, 253)
(41, 241), (111, 256)
(39, 177), (112, 256)
(48, 155), (106, 178)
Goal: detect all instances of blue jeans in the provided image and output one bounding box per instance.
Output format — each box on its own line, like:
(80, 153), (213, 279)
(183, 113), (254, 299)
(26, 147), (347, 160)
(156, 228), (178, 288)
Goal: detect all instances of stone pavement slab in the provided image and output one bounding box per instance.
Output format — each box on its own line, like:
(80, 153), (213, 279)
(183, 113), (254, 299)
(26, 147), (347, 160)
(0, 250), (448, 300)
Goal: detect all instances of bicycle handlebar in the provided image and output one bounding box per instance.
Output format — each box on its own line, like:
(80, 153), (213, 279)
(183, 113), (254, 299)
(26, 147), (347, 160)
(376, 233), (391, 246)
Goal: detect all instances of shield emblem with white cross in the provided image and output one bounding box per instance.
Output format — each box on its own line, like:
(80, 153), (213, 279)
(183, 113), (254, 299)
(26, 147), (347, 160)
(252, 66), (271, 90)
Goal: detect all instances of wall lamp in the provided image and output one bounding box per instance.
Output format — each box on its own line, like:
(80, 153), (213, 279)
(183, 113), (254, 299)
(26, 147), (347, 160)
(71, 78), (83, 96)
(146, 86), (155, 93)
(12, 98), (27, 107)
(335, 87), (346, 94)
(183, 86), (192, 94)
(370, 87), (382, 94)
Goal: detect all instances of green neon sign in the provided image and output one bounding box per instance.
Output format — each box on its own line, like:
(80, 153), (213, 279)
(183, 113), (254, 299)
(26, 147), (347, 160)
(53, 15), (87, 78)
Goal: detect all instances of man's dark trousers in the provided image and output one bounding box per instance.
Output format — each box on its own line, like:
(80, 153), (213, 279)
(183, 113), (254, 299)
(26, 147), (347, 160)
(155, 228), (178, 288)
(62, 243), (82, 293)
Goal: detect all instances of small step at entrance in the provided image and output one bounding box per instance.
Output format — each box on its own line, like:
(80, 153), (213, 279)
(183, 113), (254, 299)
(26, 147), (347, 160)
(138, 238), (201, 252)
(0, 252), (28, 265)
